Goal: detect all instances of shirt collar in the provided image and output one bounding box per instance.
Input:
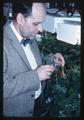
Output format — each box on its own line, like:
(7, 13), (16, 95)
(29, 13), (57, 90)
(10, 22), (23, 43)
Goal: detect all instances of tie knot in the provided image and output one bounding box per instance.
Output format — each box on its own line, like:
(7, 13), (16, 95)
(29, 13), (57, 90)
(21, 38), (33, 46)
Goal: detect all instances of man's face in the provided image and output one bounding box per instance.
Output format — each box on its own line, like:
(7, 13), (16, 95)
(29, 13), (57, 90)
(19, 3), (46, 39)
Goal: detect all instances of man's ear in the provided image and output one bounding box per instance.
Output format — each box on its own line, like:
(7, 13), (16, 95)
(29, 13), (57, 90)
(16, 13), (25, 25)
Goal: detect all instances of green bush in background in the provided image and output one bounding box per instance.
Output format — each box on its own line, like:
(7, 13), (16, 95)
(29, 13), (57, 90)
(37, 33), (80, 117)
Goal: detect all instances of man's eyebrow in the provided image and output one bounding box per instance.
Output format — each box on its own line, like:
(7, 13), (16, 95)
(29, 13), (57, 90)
(33, 22), (42, 24)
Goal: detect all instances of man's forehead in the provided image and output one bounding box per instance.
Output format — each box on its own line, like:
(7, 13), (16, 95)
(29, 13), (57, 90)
(32, 3), (46, 14)
(32, 3), (45, 9)
(31, 3), (46, 21)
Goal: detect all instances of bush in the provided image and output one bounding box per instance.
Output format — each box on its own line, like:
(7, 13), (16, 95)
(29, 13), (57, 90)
(37, 33), (80, 117)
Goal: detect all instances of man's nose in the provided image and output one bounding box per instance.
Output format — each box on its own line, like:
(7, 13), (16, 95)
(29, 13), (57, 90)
(38, 24), (43, 32)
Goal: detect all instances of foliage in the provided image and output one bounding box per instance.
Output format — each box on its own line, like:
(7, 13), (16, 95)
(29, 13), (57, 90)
(37, 33), (80, 117)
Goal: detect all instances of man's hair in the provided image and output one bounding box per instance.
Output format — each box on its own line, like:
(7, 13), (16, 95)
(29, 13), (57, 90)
(12, 0), (33, 19)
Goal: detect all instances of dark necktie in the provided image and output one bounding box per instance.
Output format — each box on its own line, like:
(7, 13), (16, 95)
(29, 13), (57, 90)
(21, 38), (33, 46)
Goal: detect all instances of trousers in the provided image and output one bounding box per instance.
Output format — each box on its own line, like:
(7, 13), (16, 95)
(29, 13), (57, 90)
(33, 95), (46, 117)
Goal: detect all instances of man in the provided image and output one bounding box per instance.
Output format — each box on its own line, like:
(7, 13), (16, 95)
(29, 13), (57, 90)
(3, 1), (65, 117)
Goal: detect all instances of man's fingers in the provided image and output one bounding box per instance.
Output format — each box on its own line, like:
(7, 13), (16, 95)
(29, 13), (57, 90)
(53, 53), (65, 66)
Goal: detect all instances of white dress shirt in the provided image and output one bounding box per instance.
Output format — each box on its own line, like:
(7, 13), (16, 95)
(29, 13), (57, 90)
(10, 22), (41, 99)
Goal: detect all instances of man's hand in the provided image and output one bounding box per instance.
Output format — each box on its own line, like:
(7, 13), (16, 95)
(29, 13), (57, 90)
(52, 53), (65, 67)
(36, 65), (55, 81)
(52, 53), (66, 78)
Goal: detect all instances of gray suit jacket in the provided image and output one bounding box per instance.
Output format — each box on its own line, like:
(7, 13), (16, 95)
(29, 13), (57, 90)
(3, 22), (44, 117)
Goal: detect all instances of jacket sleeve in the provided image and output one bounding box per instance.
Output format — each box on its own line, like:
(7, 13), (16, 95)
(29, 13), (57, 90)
(3, 51), (40, 99)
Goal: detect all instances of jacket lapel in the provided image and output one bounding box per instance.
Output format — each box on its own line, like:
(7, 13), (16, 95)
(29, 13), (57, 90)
(11, 38), (32, 69)
(4, 23), (32, 69)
